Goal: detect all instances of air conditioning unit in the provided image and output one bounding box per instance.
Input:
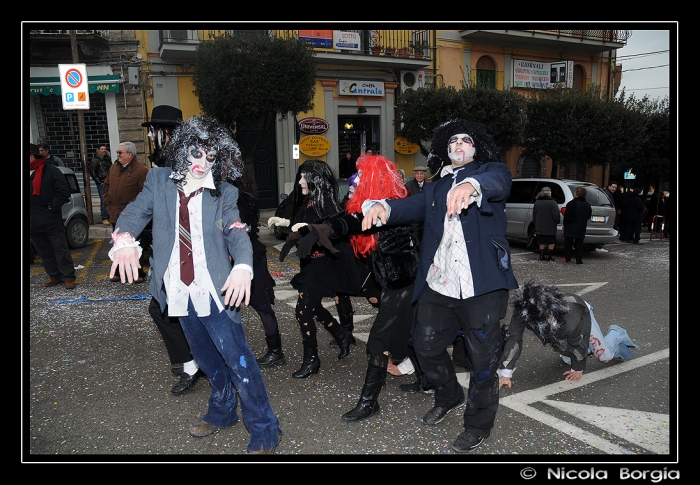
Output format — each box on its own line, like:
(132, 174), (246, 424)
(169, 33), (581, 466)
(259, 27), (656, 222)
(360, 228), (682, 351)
(400, 71), (425, 93)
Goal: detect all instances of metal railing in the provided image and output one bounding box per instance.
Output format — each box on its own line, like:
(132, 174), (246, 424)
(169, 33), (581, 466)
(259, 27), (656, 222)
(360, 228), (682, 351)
(534, 30), (630, 43)
(274, 29), (432, 60)
(29, 30), (111, 39)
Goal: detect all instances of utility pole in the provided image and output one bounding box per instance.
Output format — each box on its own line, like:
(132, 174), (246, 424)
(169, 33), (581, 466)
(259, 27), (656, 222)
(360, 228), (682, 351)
(69, 30), (94, 224)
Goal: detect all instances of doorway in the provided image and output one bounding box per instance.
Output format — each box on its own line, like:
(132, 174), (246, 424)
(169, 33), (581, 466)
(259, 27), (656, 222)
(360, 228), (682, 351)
(338, 115), (380, 176)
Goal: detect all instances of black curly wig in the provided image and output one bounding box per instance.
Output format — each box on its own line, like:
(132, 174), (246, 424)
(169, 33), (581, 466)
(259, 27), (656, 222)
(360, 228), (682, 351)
(427, 119), (501, 176)
(290, 159), (342, 219)
(162, 115), (244, 197)
(513, 280), (571, 346)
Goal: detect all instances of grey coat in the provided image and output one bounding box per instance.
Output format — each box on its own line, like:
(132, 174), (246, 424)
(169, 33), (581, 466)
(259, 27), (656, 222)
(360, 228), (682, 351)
(114, 167), (253, 319)
(533, 195), (560, 236)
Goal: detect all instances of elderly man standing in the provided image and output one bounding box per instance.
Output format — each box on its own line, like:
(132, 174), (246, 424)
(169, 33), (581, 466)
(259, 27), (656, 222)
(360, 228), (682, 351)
(103, 141), (149, 282)
(362, 119), (518, 453)
(29, 143), (76, 289)
(404, 165), (428, 195)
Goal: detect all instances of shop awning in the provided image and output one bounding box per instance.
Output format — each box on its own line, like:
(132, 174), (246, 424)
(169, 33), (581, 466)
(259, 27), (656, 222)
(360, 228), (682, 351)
(29, 75), (121, 96)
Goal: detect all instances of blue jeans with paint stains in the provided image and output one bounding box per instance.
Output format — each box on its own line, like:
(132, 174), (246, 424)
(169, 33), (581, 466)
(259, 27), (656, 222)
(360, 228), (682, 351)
(179, 297), (281, 452)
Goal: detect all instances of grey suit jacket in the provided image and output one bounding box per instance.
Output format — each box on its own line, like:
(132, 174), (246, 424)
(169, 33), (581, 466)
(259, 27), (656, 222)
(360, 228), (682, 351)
(115, 167), (253, 318)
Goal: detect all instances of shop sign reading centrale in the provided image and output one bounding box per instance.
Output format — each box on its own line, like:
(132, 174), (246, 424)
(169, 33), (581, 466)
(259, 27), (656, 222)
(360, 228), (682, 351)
(338, 80), (384, 97)
(298, 135), (331, 156)
(298, 117), (329, 134)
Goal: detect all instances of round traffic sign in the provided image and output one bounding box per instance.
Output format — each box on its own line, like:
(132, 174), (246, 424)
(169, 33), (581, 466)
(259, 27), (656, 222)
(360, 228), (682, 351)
(64, 68), (83, 88)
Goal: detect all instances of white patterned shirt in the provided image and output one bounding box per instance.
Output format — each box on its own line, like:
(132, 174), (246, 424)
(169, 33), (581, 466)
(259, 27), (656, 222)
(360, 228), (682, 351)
(426, 166), (482, 299)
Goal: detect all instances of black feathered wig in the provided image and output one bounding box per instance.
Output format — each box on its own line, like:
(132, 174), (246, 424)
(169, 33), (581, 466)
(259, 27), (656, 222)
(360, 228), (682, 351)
(426, 119), (501, 176)
(513, 281), (570, 346)
(289, 159), (342, 219)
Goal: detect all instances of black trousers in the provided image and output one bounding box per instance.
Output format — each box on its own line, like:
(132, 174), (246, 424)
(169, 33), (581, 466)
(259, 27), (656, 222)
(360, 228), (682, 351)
(31, 230), (76, 282)
(413, 286), (508, 435)
(148, 297), (192, 365)
(564, 236), (584, 263)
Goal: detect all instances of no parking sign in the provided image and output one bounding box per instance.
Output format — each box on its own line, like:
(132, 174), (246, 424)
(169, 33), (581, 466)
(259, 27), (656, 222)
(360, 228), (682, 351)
(59, 64), (89, 110)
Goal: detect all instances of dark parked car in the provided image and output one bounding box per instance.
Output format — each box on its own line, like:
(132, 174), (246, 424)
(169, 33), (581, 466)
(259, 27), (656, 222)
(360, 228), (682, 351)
(29, 167), (90, 262)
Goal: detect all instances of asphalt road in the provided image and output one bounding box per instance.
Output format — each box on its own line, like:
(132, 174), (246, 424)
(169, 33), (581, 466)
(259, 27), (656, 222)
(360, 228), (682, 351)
(25, 223), (675, 468)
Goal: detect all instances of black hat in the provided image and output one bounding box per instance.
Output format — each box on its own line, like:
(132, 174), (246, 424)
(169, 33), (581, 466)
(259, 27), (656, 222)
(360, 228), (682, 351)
(142, 105), (183, 127)
(29, 143), (41, 156)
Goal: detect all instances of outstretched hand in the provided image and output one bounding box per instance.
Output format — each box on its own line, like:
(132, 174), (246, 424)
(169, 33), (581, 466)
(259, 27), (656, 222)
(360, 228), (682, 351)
(110, 247), (141, 284)
(279, 232), (301, 262)
(298, 224), (338, 259)
(563, 370), (583, 382)
(498, 376), (512, 389)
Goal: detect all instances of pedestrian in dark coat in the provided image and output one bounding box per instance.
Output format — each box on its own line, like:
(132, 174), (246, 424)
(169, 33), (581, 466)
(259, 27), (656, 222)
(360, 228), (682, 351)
(89, 144), (112, 224)
(622, 188), (646, 244)
(562, 187), (592, 264)
(29, 143), (76, 288)
(533, 186), (560, 261)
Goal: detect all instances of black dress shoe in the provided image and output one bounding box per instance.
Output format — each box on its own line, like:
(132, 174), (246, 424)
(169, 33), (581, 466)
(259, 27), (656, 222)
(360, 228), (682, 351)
(422, 395), (466, 425)
(172, 369), (204, 395)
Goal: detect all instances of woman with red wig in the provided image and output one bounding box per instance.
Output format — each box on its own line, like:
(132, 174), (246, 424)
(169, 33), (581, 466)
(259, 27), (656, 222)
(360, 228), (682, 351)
(292, 155), (421, 421)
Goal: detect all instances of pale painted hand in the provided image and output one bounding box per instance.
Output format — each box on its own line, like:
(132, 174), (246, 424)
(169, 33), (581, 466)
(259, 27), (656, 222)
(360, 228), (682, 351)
(563, 370), (583, 382)
(362, 203), (386, 231)
(291, 222), (308, 232)
(110, 247), (141, 284)
(499, 376), (513, 389)
(221, 268), (251, 308)
(268, 217), (290, 227)
(447, 182), (476, 215)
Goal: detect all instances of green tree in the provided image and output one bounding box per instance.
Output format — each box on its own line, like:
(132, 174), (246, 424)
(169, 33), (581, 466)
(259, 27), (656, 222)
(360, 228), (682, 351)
(193, 33), (316, 195)
(455, 87), (527, 161)
(396, 85), (527, 160)
(395, 85), (461, 156)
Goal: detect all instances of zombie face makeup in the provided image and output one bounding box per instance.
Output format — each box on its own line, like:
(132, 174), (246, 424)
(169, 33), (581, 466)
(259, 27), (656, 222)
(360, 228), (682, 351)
(299, 172), (309, 195)
(187, 145), (216, 179)
(447, 133), (476, 166)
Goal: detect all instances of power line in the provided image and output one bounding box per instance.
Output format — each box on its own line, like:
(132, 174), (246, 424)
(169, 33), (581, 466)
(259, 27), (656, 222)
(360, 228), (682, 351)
(617, 49), (669, 61)
(623, 64), (669, 72)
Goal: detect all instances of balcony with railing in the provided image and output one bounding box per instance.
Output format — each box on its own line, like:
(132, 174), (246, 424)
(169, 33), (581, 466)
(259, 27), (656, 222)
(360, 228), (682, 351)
(460, 29), (629, 56)
(157, 29), (433, 68)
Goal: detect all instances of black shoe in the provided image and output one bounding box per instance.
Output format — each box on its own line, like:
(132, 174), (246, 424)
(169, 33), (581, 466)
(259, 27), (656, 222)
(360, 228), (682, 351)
(256, 348), (286, 367)
(292, 351), (320, 379)
(399, 381), (434, 394)
(171, 366), (185, 377)
(422, 396), (466, 425)
(172, 369), (204, 395)
(328, 334), (356, 347)
(341, 400), (380, 422)
(452, 430), (486, 452)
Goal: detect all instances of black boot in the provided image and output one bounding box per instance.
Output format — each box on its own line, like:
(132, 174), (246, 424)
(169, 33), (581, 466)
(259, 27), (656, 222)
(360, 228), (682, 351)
(328, 322), (353, 360)
(328, 297), (357, 347)
(539, 249), (545, 261)
(544, 248), (555, 261)
(256, 329), (286, 367)
(342, 355), (387, 422)
(292, 346), (321, 379)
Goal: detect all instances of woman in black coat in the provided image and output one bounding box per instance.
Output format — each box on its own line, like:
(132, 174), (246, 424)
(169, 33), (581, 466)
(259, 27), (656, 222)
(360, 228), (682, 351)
(562, 187), (592, 264)
(293, 155), (420, 422)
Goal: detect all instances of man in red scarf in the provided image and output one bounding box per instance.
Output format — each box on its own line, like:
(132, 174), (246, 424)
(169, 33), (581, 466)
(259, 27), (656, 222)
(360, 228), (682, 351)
(29, 143), (76, 289)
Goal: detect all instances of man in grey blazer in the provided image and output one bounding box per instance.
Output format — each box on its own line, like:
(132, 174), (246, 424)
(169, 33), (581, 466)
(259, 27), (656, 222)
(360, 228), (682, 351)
(108, 116), (281, 454)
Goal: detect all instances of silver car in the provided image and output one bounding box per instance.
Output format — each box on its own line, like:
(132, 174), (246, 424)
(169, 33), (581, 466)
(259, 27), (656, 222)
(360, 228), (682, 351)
(505, 178), (618, 252)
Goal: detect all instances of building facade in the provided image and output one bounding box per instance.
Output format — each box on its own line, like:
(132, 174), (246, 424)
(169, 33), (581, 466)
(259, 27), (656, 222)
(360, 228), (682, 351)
(27, 27), (628, 209)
